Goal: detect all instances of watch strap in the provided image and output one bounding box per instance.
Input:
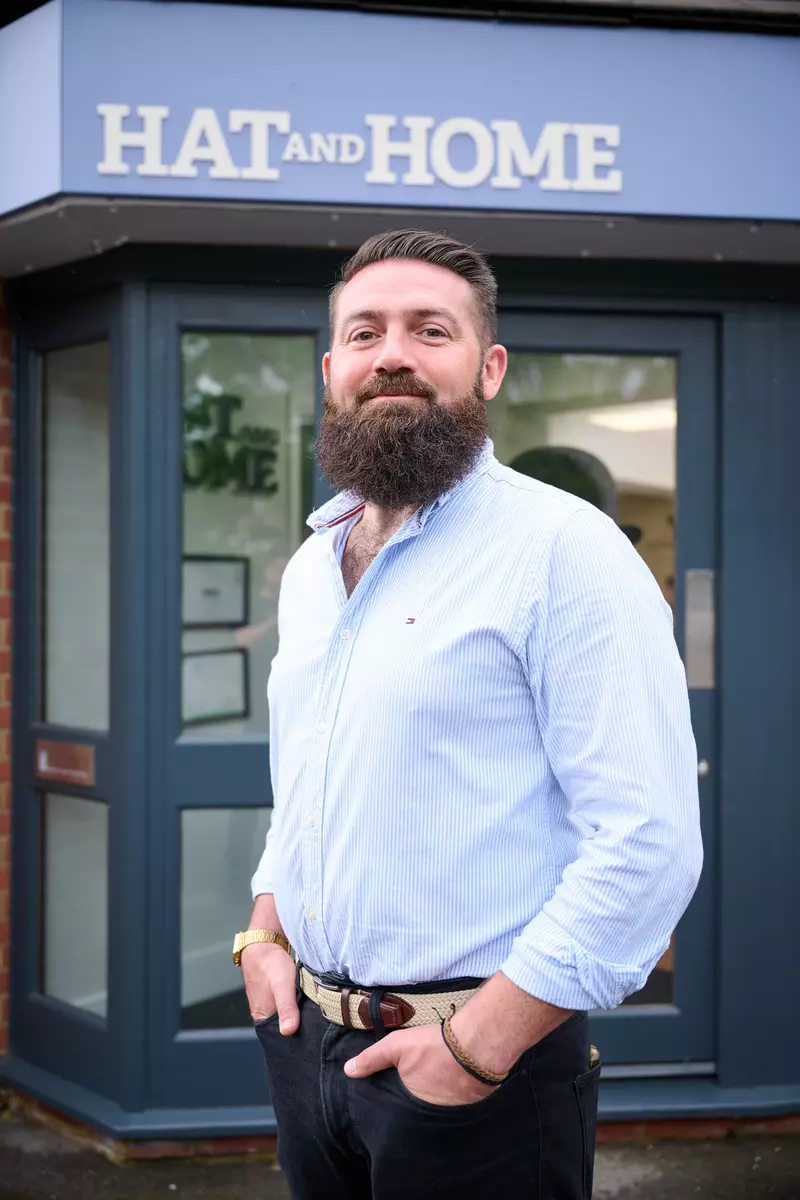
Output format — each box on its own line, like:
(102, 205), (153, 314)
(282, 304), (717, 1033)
(234, 929), (290, 966)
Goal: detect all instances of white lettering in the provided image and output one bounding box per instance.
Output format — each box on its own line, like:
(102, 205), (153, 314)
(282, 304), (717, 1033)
(338, 134), (365, 165)
(229, 109), (290, 181)
(170, 108), (239, 180)
(97, 104), (170, 177)
(282, 132), (311, 163)
(365, 115), (435, 186)
(490, 120), (571, 191)
(430, 118), (494, 189)
(96, 104), (622, 195)
(573, 124), (622, 193)
(310, 133), (338, 164)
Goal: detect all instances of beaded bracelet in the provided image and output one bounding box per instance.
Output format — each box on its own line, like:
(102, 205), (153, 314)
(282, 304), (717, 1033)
(441, 1013), (510, 1088)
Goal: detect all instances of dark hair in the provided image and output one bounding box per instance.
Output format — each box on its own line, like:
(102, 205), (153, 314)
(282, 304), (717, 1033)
(330, 229), (497, 347)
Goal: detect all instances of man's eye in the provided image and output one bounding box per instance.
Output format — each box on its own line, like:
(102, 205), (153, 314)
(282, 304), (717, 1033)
(351, 330), (376, 343)
(421, 327), (446, 339)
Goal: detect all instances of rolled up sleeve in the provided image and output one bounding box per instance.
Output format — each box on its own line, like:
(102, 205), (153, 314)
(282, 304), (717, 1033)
(501, 508), (703, 1011)
(250, 817), (278, 900)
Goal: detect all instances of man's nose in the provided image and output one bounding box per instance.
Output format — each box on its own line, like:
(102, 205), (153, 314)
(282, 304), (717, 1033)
(371, 331), (418, 375)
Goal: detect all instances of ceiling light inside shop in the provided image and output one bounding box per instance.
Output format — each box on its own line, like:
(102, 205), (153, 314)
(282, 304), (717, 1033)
(587, 399), (677, 433)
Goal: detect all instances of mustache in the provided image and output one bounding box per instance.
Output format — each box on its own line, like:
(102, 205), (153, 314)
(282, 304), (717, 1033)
(353, 371), (436, 406)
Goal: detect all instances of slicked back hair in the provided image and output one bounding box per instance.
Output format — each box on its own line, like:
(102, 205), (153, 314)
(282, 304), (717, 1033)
(329, 229), (498, 348)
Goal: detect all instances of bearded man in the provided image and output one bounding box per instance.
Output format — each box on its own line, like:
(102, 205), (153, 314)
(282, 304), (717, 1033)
(234, 230), (702, 1200)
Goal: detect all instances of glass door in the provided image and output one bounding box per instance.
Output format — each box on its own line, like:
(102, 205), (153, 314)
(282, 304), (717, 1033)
(12, 296), (130, 1102)
(497, 312), (717, 1069)
(146, 290), (329, 1108)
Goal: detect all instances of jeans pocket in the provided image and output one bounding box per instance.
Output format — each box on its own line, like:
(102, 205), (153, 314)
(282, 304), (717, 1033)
(388, 1064), (520, 1118)
(253, 1011), (281, 1036)
(574, 1062), (602, 1199)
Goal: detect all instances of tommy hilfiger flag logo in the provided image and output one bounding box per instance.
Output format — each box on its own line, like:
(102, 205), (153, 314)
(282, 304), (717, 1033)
(406, 618), (416, 625)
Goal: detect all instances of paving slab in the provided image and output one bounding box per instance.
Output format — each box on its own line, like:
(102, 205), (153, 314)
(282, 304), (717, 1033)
(2, 1109), (800, 1199)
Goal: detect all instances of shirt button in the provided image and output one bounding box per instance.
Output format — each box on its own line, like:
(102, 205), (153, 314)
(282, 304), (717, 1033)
(339, 629), (350, 641)
(308, 909), (318, 922)
(306, 814), (317, 827)
(316, 722), (328, 734)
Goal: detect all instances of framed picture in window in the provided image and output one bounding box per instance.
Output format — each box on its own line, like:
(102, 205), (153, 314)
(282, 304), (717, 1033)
(182, 555), (249, 628)
(182, 648), (250, 727)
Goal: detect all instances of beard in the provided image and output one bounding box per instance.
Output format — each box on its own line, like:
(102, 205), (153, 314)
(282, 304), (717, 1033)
(316, 369), (491, 510)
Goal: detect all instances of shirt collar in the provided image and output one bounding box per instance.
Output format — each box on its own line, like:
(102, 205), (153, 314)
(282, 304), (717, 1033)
(307, 439), (496, 533)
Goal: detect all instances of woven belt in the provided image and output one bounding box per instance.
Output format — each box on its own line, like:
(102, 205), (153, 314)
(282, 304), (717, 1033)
(299, 966), (479, 1031)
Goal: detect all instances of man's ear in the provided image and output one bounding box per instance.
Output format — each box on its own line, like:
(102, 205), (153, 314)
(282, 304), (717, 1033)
(482, 344), (508, 403)
(322, 351), (331, 385)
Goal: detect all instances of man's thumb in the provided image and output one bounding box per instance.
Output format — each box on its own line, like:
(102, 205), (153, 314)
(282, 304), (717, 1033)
(273, 978), (300, 1036)
(344, 1039), (395, 1078)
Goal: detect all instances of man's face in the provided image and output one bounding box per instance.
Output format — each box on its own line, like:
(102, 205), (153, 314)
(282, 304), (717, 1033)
(317, 260), (507, 510)
(324, 259), (506, 413)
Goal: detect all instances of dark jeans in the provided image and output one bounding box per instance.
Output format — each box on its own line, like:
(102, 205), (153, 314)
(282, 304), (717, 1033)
(255, 998), (601, 1200)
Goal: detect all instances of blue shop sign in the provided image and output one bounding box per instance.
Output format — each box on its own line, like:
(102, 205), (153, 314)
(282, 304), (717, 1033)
(1, 0), (799, 221)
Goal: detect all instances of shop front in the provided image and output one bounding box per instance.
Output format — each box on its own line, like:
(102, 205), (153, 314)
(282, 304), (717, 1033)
(0, 0), (799, 1141)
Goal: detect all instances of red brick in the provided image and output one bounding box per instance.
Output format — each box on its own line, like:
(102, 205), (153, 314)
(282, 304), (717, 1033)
(0, 784), (10, 810)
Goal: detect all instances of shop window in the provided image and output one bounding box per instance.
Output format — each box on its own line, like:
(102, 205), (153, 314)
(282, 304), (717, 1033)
(41, 793), (109, 1018)
(180, 333), (316, 739)
(39, 341), (110, 731)
(496, 353), (677, 1005)
(180, 807), (272, 1029)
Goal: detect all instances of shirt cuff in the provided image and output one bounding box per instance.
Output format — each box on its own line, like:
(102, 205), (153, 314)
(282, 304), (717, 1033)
(500, 909), (648, 1011)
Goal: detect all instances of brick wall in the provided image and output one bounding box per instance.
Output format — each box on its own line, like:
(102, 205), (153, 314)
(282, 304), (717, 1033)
(0, 284), (12, 1055)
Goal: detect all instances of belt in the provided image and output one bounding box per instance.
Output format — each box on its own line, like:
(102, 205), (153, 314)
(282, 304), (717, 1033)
(299, 966), (479, 1031)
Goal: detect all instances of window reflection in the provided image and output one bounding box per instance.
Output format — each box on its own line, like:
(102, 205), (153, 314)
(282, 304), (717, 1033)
(40, 342), (110, 731)
(180, 807), (271, 1029)
(41, 794), (109, 1018)
(181, 333), (316, 739)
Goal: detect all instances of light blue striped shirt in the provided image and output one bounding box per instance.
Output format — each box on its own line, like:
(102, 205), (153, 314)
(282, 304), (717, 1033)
(252, 443), (702, 1010)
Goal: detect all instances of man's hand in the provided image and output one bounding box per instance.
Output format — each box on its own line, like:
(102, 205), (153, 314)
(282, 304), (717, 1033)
(344, 1024), (495, 1106)
(241, 943), (299, 1036)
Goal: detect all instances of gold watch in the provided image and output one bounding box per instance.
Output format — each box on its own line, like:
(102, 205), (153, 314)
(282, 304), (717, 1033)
(232, 929), (290, 966)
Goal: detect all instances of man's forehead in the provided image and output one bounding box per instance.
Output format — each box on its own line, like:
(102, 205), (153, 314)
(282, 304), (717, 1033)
(337, 259), (474, 320)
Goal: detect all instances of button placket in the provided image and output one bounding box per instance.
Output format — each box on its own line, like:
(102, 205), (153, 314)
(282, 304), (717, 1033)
(301, 579), (370, 961)
(302, 525), (419, 960)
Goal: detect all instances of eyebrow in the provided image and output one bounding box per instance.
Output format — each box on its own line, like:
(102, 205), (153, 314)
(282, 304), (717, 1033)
(339, 307), (464, 336)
